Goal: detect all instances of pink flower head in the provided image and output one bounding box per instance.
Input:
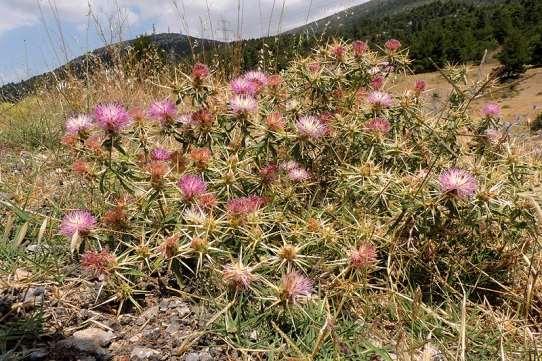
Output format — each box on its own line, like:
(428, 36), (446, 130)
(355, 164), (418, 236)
(230, 77), (257, 96)
(371, 75), (385, 90)
(385, 38), (401, 52)
(150, 147), (172, 161)
(353, 40), (368, 57)
(243, 70), (268, 88)
(65, 114), (93, 135)
(229, 95), (258, 115)
(227, 196), (266, 216)
(331, 45), (346, 60)
(365, 117), (391, 135)
(60, 210), (97, 238)
(288, 167), (311, 182)
(296, 116), (328, 140)
(148, 99), (177, 124)
(280, 271), (313, 303)
(414, 79), (427, 94)
(367, 91), (393, 109)
(349, 244), (378, 269)
(192, 62), (209, 80)
(438, 168), (477, 199)
(94, 103), (132, 133)
(481, 102), (501, 118)
(223, 262), (253, 290)
(307, 62), (321, 73)
(81, 250), (117, 280)
(259, 163), (279, 183)
(267, 74), (282, 88)
(177, 174), (207, 200)
(266, 112), (285, 132)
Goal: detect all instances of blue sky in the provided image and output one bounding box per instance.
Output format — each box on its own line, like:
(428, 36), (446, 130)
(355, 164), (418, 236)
(0, 0), (368, 84)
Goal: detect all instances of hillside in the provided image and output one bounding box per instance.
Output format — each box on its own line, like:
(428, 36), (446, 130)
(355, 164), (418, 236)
(2, 0), (541, 102)
(0, 33), (222, 102)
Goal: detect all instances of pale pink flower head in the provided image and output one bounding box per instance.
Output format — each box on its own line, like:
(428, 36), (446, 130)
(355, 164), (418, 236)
(438, 168), (477, 199)
(385, 38), (402, 52)
(243, 70), (268, 88)
(191, 62), (209, 80)
(481, 102), (501, 118)
(65, 114), (94, 135)
(223, 262), (253, 290)
(365, 117), (391, 135)
(280, 271), (313, 303)
(349, 244), (378, 269)
(81, 250), (117, 280)
(296, 116), (328, 140)
(177, 112), (196, 126)
(227, 196), (266, 217)
(94, 103), (132, 133)
(288, 167), (311, 182)
(371, 75), (385, 90)
(230, 77), (257, 96)
(280, 160), (301, 172)
(484, 128), (506, 145)
(148, 99), (177, 124)
(177, 174), (207, 200)
(414, 79), (427, 94)
(60, 210), (97, 238)
(367, 91), (393, 109)
(150, 147), (172, 161)
(229, 95), (258, 115)
(353, 40), (368, 57)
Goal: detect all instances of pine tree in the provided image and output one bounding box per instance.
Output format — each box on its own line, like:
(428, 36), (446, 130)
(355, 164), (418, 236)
(497, 29), (530, 78)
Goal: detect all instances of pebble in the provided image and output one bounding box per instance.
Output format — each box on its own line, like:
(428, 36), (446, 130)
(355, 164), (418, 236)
(130, 346), (161, 361)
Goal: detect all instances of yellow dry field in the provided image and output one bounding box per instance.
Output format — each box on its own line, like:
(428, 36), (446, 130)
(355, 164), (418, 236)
(395, 65), (542, 123)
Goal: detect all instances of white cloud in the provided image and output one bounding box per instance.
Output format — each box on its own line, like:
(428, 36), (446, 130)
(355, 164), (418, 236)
(0, 0), (369, 41)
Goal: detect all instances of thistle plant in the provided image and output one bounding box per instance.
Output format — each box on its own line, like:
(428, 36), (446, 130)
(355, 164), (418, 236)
(58, 40), (541, 357)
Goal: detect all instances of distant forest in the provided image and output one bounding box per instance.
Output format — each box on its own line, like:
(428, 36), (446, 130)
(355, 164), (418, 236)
(225, 0), (542, 75)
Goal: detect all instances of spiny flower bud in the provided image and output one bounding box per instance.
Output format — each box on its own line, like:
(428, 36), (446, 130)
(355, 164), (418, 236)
(160, 235), (179, 258)
(223, 262), (253, 290)
(190, 237), (208, 252)
(278, 244), (298, 261)
(81, 250), (117, 280)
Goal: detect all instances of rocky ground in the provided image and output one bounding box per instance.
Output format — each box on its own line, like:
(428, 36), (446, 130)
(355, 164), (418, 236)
(1, 270), (235, 361)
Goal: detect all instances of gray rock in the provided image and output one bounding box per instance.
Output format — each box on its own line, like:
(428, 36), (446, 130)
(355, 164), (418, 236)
(165, 320), (181, 334)
(73, 327), (115, 347)
(130, 346), (161, 360)
(28, 348), (48, 360)
(139, 305), (159, 321)
(23, 287), (45, 306)
(142, 327), (161, 340)
(26, 244), (49, 253)
(58, 327), (114, 356)
(159, 299), (170, 311)
(184, 351), (212, 361)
